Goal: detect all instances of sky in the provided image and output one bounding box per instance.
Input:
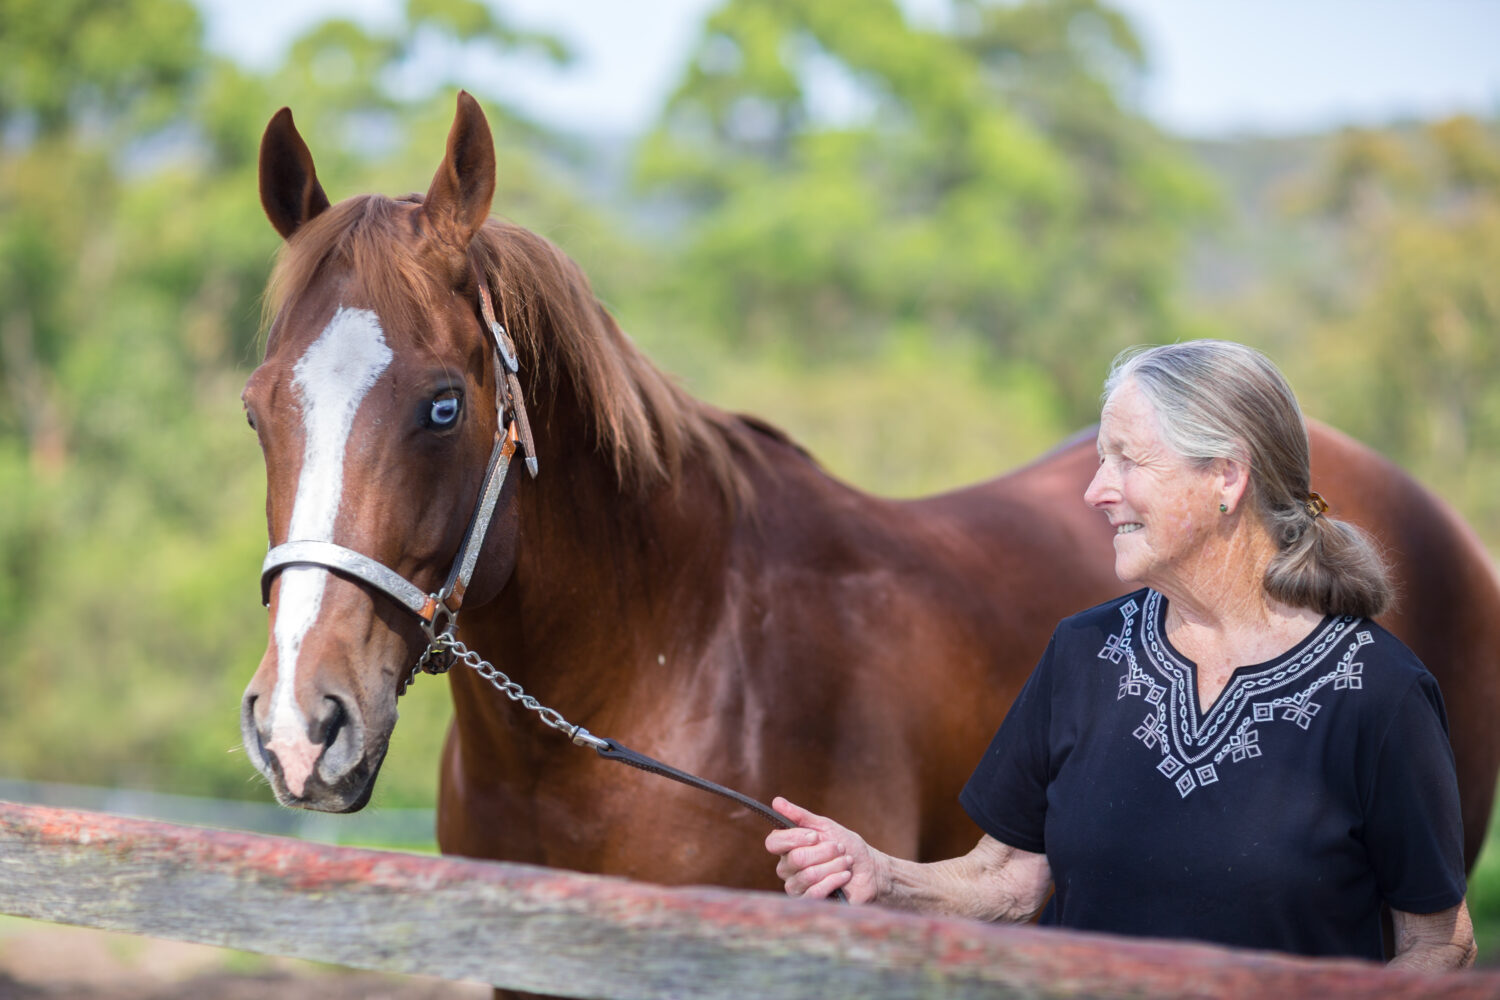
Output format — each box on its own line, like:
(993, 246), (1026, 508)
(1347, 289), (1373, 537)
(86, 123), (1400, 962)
(196, 0), (1500, 139)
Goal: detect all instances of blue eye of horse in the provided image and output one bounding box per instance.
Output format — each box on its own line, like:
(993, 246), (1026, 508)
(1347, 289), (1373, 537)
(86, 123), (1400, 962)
(429, 394), (461, 428)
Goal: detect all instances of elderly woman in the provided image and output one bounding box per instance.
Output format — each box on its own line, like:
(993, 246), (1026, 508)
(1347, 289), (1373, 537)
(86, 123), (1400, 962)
(767, 340), (1474, 968)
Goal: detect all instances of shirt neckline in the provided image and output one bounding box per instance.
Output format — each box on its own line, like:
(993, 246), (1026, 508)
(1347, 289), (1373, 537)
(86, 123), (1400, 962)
(1145, 590), (1340, 723)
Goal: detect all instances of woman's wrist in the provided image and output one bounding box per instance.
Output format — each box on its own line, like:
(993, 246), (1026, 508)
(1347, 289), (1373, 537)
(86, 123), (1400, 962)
(869, 849), (894, 906)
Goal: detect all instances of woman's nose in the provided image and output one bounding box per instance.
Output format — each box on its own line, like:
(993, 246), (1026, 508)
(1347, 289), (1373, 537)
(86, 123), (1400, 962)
(1084, 462), (1113, 508)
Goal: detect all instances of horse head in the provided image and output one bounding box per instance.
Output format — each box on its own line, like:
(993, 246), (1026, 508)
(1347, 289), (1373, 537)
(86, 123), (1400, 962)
(240, 93), (522, 811)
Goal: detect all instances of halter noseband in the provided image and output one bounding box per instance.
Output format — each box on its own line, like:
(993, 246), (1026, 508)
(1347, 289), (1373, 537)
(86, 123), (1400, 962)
(259, 262), (537, 643)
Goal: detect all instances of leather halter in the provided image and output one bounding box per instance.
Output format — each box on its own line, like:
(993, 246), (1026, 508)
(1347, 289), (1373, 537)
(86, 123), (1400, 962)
(259, 262), (537, 639)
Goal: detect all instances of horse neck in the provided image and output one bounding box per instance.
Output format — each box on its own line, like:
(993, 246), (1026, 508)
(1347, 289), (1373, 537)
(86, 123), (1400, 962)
(473, 372), (735, 704)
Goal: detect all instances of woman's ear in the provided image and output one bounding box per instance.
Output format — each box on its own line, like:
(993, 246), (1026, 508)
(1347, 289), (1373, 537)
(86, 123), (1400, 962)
(1217, 456), (1251, 513)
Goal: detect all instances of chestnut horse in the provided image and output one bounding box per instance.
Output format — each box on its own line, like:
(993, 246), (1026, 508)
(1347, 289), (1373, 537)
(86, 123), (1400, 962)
(241, 93), (1500, 900)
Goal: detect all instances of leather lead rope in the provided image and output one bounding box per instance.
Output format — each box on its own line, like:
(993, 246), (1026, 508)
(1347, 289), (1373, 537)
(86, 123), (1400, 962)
(593, 739), (849, 904)
(594, 738), (795, 831)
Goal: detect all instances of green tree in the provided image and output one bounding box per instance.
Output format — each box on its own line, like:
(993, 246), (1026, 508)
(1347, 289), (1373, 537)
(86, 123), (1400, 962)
(1281, 118), (1500, 542)
(0, 0), (202, 136)
(635, 0), (1214, 421)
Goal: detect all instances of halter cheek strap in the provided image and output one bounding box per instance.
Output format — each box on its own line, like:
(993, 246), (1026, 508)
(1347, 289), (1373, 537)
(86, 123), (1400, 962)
(475, 260), (538, 480)
(259, 263), (535, 637)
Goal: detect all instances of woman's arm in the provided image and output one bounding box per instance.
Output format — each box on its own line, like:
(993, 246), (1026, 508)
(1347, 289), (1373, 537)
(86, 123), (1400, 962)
(1389, 901), (1477, 970)
(765, 797), (1052, 921)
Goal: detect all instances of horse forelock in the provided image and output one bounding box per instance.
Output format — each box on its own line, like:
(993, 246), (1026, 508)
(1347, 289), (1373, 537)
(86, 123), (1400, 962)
(265, 196), (438, 351)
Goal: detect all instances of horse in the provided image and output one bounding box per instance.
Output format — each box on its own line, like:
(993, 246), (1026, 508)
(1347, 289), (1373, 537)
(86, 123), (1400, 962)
(240, 93), (1500, 904)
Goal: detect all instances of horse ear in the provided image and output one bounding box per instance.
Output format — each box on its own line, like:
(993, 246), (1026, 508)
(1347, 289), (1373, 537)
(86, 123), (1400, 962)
(423, 91), (496, 249)
(259, 108), (331, 240)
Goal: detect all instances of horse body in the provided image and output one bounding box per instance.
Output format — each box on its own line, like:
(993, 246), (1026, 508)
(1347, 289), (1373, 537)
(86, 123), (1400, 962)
(243, 94), (1500, 904)
(432, 411), (1121, 887)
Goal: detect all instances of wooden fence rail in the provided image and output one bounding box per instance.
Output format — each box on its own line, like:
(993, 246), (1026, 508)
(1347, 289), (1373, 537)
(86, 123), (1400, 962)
(1, 799), (1496, 999)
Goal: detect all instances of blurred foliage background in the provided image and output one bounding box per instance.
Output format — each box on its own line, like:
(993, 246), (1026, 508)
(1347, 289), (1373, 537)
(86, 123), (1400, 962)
(3, 0), (1500, 948)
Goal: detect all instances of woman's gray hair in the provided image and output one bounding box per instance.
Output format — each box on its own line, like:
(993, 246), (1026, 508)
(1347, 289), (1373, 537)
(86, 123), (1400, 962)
(1103, 340), (1391, 619)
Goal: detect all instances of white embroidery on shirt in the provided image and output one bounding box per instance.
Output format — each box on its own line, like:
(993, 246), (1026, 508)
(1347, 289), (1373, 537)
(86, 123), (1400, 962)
(1108, 591), (1366, 797)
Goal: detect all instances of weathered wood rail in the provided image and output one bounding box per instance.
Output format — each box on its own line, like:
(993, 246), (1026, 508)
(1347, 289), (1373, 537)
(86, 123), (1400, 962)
(0, 800), (1495, 999)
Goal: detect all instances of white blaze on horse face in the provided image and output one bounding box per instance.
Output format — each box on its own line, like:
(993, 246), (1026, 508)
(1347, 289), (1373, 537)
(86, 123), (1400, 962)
(267, 307), (392, 796)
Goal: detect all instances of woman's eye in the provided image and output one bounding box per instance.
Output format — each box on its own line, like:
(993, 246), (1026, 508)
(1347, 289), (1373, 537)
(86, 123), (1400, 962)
(428, 394), (461, 428)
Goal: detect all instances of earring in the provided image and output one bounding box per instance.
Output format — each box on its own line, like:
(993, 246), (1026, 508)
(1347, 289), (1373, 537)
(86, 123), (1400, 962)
(1219, 503), (1229, 513)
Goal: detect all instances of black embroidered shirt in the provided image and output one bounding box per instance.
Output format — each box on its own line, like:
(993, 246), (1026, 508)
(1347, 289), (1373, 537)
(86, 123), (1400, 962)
(959, 589), (1466, 959)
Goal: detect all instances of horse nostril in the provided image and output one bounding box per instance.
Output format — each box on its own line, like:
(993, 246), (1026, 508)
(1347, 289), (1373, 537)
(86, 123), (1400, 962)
(310, 695), (347, 748)
(240, 692), (267, 743)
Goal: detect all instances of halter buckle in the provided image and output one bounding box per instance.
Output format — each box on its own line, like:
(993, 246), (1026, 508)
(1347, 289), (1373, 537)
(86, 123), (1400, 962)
(419, 604), (459, 675)
(423, 599), (457, 644)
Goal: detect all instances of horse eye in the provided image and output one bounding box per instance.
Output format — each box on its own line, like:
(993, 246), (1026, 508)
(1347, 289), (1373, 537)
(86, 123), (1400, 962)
(428, 393), (461, 429)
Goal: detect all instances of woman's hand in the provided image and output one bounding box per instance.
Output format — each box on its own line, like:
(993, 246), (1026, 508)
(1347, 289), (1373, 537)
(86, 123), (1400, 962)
(765, 796), (885, 904)
(767, 798), (1053, 919)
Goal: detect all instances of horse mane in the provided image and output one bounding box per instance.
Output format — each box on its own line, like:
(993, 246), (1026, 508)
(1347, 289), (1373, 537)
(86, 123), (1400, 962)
(264, 194), (763, 508)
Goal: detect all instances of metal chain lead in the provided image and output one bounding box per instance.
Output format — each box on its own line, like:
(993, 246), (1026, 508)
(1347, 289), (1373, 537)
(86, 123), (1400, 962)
(404, 631), (606, 750)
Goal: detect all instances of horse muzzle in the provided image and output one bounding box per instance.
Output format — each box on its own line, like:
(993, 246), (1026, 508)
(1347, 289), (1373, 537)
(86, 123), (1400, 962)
(240, 675), (391, 813)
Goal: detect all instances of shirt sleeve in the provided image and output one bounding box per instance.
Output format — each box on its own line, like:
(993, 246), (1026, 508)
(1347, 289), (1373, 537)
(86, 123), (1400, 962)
(958, 634), (1057, 854)
(1363, 672), (1467, 914)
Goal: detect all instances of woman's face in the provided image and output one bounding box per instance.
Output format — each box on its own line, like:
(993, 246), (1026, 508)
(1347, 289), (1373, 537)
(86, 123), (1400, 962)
(1084, 379), (1223, 591)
